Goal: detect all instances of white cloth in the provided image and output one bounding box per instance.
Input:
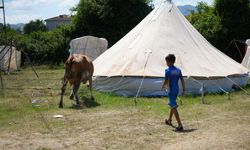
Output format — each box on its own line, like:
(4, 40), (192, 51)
(0, 46), (21, 72)
(70, 36), (108, 61)
(241, 39), (250, 70)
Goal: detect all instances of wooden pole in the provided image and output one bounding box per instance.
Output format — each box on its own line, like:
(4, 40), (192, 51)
(7, 45), (13, 74)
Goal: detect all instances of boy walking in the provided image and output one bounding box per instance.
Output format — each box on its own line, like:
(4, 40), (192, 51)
(162, 54), (185, 131)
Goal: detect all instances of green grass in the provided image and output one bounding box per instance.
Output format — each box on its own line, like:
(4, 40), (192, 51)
(0, 66), (250, 130)
(1, 66), (250, 150)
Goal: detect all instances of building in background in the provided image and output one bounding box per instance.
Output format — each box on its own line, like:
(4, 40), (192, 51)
(45, 15), (71, 31)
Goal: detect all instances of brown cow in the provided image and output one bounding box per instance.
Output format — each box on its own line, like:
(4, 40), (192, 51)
(59, 54), (94, 108)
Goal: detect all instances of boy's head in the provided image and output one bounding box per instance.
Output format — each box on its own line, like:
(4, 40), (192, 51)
(165, 54), (175, 66)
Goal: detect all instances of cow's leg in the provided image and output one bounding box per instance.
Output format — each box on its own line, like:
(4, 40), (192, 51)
(59, 78), (68, 108)
(69, 90), (74, 100)
(73, 82), (81, 106)
(89, 77), (94, 100)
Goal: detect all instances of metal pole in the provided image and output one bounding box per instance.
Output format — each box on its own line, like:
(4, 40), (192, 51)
(201, 83), (205, 104)
(1, 0), (7, 43)
(0, 71), (3, 89)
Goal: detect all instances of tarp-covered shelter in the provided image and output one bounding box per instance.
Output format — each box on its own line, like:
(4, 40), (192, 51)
(93, 0), (249, 96)
(0, 46), (21, 72)
(70, 36), (108, 61)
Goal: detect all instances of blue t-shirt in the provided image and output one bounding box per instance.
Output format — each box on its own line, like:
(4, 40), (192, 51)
(165, 66), (182, 95)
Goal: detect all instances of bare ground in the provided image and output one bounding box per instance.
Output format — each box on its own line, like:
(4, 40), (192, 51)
(0, 105), (250, 150)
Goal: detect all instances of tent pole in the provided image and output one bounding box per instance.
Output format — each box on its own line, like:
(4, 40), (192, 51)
(133, 50), (152, 106)
(1, 0), (7, 43)
(0, 71), (3, 89)
(226, 77), (249, 95)
(7, 45), (13, 74)
(201, 83), (205, 104)
(234, 41), (244, 59)
(206, 77), (231, 101)
(228, 92), (231, 100)
(189, 77), (206, 104)
(21, 50), (39, 79)
(223, 40), (234, 53)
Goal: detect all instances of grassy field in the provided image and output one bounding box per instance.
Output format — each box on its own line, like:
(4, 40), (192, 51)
(0, 66), (250, 150)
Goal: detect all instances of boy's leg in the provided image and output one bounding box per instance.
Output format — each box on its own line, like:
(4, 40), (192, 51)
(165, 109), (173, 125)
(168, 93), (177, 123)
(166, 93), (176, 125)
(172, 108), (182, 127)
(169, 109), (173, 121)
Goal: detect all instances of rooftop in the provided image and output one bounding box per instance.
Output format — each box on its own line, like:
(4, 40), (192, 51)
(45, 15), (71, 22)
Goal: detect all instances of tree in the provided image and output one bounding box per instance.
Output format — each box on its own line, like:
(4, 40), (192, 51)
(214, 0), (250, 61)
(214, 0), (250, 39)
(187, 0), (250, 62)
(196, 1), (210, 13)
(0, 23), (19, 45)
(23, 19), (47, 34)
(73, 0), (152, 46)
(187, 2), (223, 48)
(14, 25), (72, 64)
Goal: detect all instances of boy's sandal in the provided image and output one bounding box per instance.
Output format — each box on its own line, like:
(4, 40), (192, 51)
(165, 119), (172, 126)
(175, 126), (184, 132)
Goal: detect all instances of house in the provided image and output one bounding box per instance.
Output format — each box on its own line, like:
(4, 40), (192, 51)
(45, 15), (71, 31)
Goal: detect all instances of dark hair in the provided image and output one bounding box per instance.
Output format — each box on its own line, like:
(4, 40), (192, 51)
(165, 54), (176, 63)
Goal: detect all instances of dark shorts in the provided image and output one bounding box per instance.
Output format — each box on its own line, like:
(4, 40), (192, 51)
(168, 93), (178, 109)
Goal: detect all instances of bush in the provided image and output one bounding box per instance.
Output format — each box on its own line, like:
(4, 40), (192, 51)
(15, 25), (72, 65)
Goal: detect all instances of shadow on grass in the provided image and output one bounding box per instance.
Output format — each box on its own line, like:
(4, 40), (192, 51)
(69, 96), (100, 109)
(82, 96), (100, 108)
(166, 123), (197, 133)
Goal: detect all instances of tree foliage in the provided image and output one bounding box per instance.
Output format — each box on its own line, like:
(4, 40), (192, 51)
(214, 0), (250, 41)
(187, 2), (223, 47)
(15, 25), (72, 64)
(23, 19), (47, 34)
(187, 0), (250, 62)
(73, 0), (152, 46)
(0, 23), (19, 45)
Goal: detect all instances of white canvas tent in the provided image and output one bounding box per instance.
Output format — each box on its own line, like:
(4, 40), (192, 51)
(93, 0), (249, 96)
(0, 46), (21, 72)
(241, 39), (250, 70)
(70, 36), (108, 61)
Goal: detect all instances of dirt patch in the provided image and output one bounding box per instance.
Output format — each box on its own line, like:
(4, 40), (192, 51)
(0, 108), (250, 150)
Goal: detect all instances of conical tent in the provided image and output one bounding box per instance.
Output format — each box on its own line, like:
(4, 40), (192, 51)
(93, 1), (249, 96)
(242, 39), (250, 70)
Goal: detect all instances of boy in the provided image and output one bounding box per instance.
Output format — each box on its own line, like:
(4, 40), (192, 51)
(162, 54), (185, 131)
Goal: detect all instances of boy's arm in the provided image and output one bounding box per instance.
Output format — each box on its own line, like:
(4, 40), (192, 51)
(180, 76), (185, 96)
(162, 79), (169, 91)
